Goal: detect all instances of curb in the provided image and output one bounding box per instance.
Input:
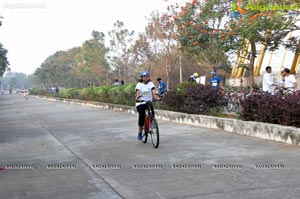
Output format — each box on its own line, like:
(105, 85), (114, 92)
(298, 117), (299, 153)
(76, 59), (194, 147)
(34, 95), (300, 146)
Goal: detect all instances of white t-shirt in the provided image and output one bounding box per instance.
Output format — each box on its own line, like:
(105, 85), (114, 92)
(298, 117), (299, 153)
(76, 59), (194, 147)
(278, 77), (285, 87)
(262, 73), (274, 94)
(285, 75), (296, 89)
(135, 81), (156, 107)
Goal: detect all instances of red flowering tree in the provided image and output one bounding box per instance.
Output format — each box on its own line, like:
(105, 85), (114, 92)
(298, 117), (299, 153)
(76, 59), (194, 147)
(172, 0), (299, 86)
(172, 0), (233, 71)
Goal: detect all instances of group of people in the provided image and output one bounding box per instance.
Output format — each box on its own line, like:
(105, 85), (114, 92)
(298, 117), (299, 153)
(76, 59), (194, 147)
(189, 66), (298, 94)
(134, 70), (222, 141)
(112, 79), (125, 86)
(134, 67), (298, 141)
(48, 86), (59, 94)
(188, 71), (221, 90)
(262, 66), (297, 95)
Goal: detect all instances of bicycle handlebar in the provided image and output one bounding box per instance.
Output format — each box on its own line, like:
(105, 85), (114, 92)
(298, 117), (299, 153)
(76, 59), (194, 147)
(136, 99), (161, 103)
(135, 94), (161, 102)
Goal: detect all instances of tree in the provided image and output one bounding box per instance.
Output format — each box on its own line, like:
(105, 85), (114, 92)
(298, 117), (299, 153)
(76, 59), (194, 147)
(0, 72), (29, 90)
(131, 34), (152, 67)
(0, 16), (2, 26)
(75, 31), (109, 86)
(172, 0), (231, 71)
(108, 21), (135, 82)
(11, 72), (28, 88)
(35, 47), (81, 88)
(172, 0), (300, 86)
(227, 0), (298, 85)
(35, 31), (110, 88)
(27, 74), (42, 89)
(144, 11), (181, 88)
(0, 43), (9, 77)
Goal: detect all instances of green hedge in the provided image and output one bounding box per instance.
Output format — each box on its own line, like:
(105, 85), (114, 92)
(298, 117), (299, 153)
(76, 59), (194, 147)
(29, 84), (300, 127)
(59, 88), (82, 100)
(58, 84), (136, 106)
(29, 88), (48, 95)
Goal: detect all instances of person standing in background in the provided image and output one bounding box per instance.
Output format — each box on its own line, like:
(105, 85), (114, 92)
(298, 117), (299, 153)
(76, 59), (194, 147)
(156, 77), (167, 96)
(262, 66), (278, 94)
(282, 68), (297, 91)
(209, 71), (221, 91)
(113, 79), (121, 86)
(188, 72), (199, 83)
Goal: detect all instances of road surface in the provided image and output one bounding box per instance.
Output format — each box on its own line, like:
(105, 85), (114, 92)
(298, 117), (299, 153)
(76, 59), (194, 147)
(1, 94), (300, 199)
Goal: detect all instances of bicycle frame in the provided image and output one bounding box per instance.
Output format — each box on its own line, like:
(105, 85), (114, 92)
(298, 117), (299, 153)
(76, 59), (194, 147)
(140, 101), (159, 148)
(144, 101), (154, 131)
(144, 111), (150, 132)
(136, 93), (160, 148)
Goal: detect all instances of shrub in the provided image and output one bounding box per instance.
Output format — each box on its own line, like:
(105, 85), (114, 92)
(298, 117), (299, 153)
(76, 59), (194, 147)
(240, 94), (300, 127)
(122, 83), (136, 106)
(29, 88), (48, 95)
(59, 88), (82, 100)
(85, 83), (136, 105)
(108, 86), (123, 104)
(96, 86), (112, 103)
(80, 87), (98, 101)
(162, 83), (227, 115)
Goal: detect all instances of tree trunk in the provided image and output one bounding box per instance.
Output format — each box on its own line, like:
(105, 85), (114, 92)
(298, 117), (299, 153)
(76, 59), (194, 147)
(165, 58), (169, 89)
(249, 41), (256, 87)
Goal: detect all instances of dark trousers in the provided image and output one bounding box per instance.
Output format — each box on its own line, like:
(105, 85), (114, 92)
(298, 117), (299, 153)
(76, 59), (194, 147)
(136, 104), (154, 127)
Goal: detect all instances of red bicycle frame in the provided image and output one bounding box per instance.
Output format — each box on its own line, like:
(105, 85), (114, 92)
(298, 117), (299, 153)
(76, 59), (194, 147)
(144, 112), (150, 132)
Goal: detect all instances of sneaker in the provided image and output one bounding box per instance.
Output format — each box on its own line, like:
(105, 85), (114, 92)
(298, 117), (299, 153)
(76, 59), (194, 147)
(137, 132), (142, 141)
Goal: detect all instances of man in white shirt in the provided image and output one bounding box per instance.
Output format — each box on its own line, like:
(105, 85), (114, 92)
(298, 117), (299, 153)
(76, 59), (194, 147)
(283, 68), (297, 91)
(262, 66), (277, 94)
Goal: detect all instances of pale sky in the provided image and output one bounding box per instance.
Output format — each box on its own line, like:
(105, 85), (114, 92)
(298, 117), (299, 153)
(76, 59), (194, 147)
(0, 0), (298, 76)
(0, 0), (186, 75)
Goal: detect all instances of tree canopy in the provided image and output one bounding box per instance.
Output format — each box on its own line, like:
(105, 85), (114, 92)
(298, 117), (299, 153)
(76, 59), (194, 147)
(30, 0), (300, 89)
(172, 0), (300, 85)
(0, 43), (9, 77)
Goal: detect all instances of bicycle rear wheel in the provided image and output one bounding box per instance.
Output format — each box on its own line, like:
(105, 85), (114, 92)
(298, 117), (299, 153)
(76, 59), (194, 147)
(150, 118), (159, 148)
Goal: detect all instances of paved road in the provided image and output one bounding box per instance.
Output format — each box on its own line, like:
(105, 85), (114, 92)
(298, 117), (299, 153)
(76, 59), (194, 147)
(1, 94), (300, 199)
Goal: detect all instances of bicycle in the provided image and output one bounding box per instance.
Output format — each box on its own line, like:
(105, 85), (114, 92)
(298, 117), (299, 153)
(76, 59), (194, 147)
(275, 87), (299, 99)
(136, 98), (160, 148)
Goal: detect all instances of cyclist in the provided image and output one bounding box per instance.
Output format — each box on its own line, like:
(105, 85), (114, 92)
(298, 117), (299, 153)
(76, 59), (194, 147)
(135, 71), (160, 141)
(156, 77), (167, 96)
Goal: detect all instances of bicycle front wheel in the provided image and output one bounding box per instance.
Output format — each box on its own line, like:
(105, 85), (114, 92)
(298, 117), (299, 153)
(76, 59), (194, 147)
(150, 118), (159, 148)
